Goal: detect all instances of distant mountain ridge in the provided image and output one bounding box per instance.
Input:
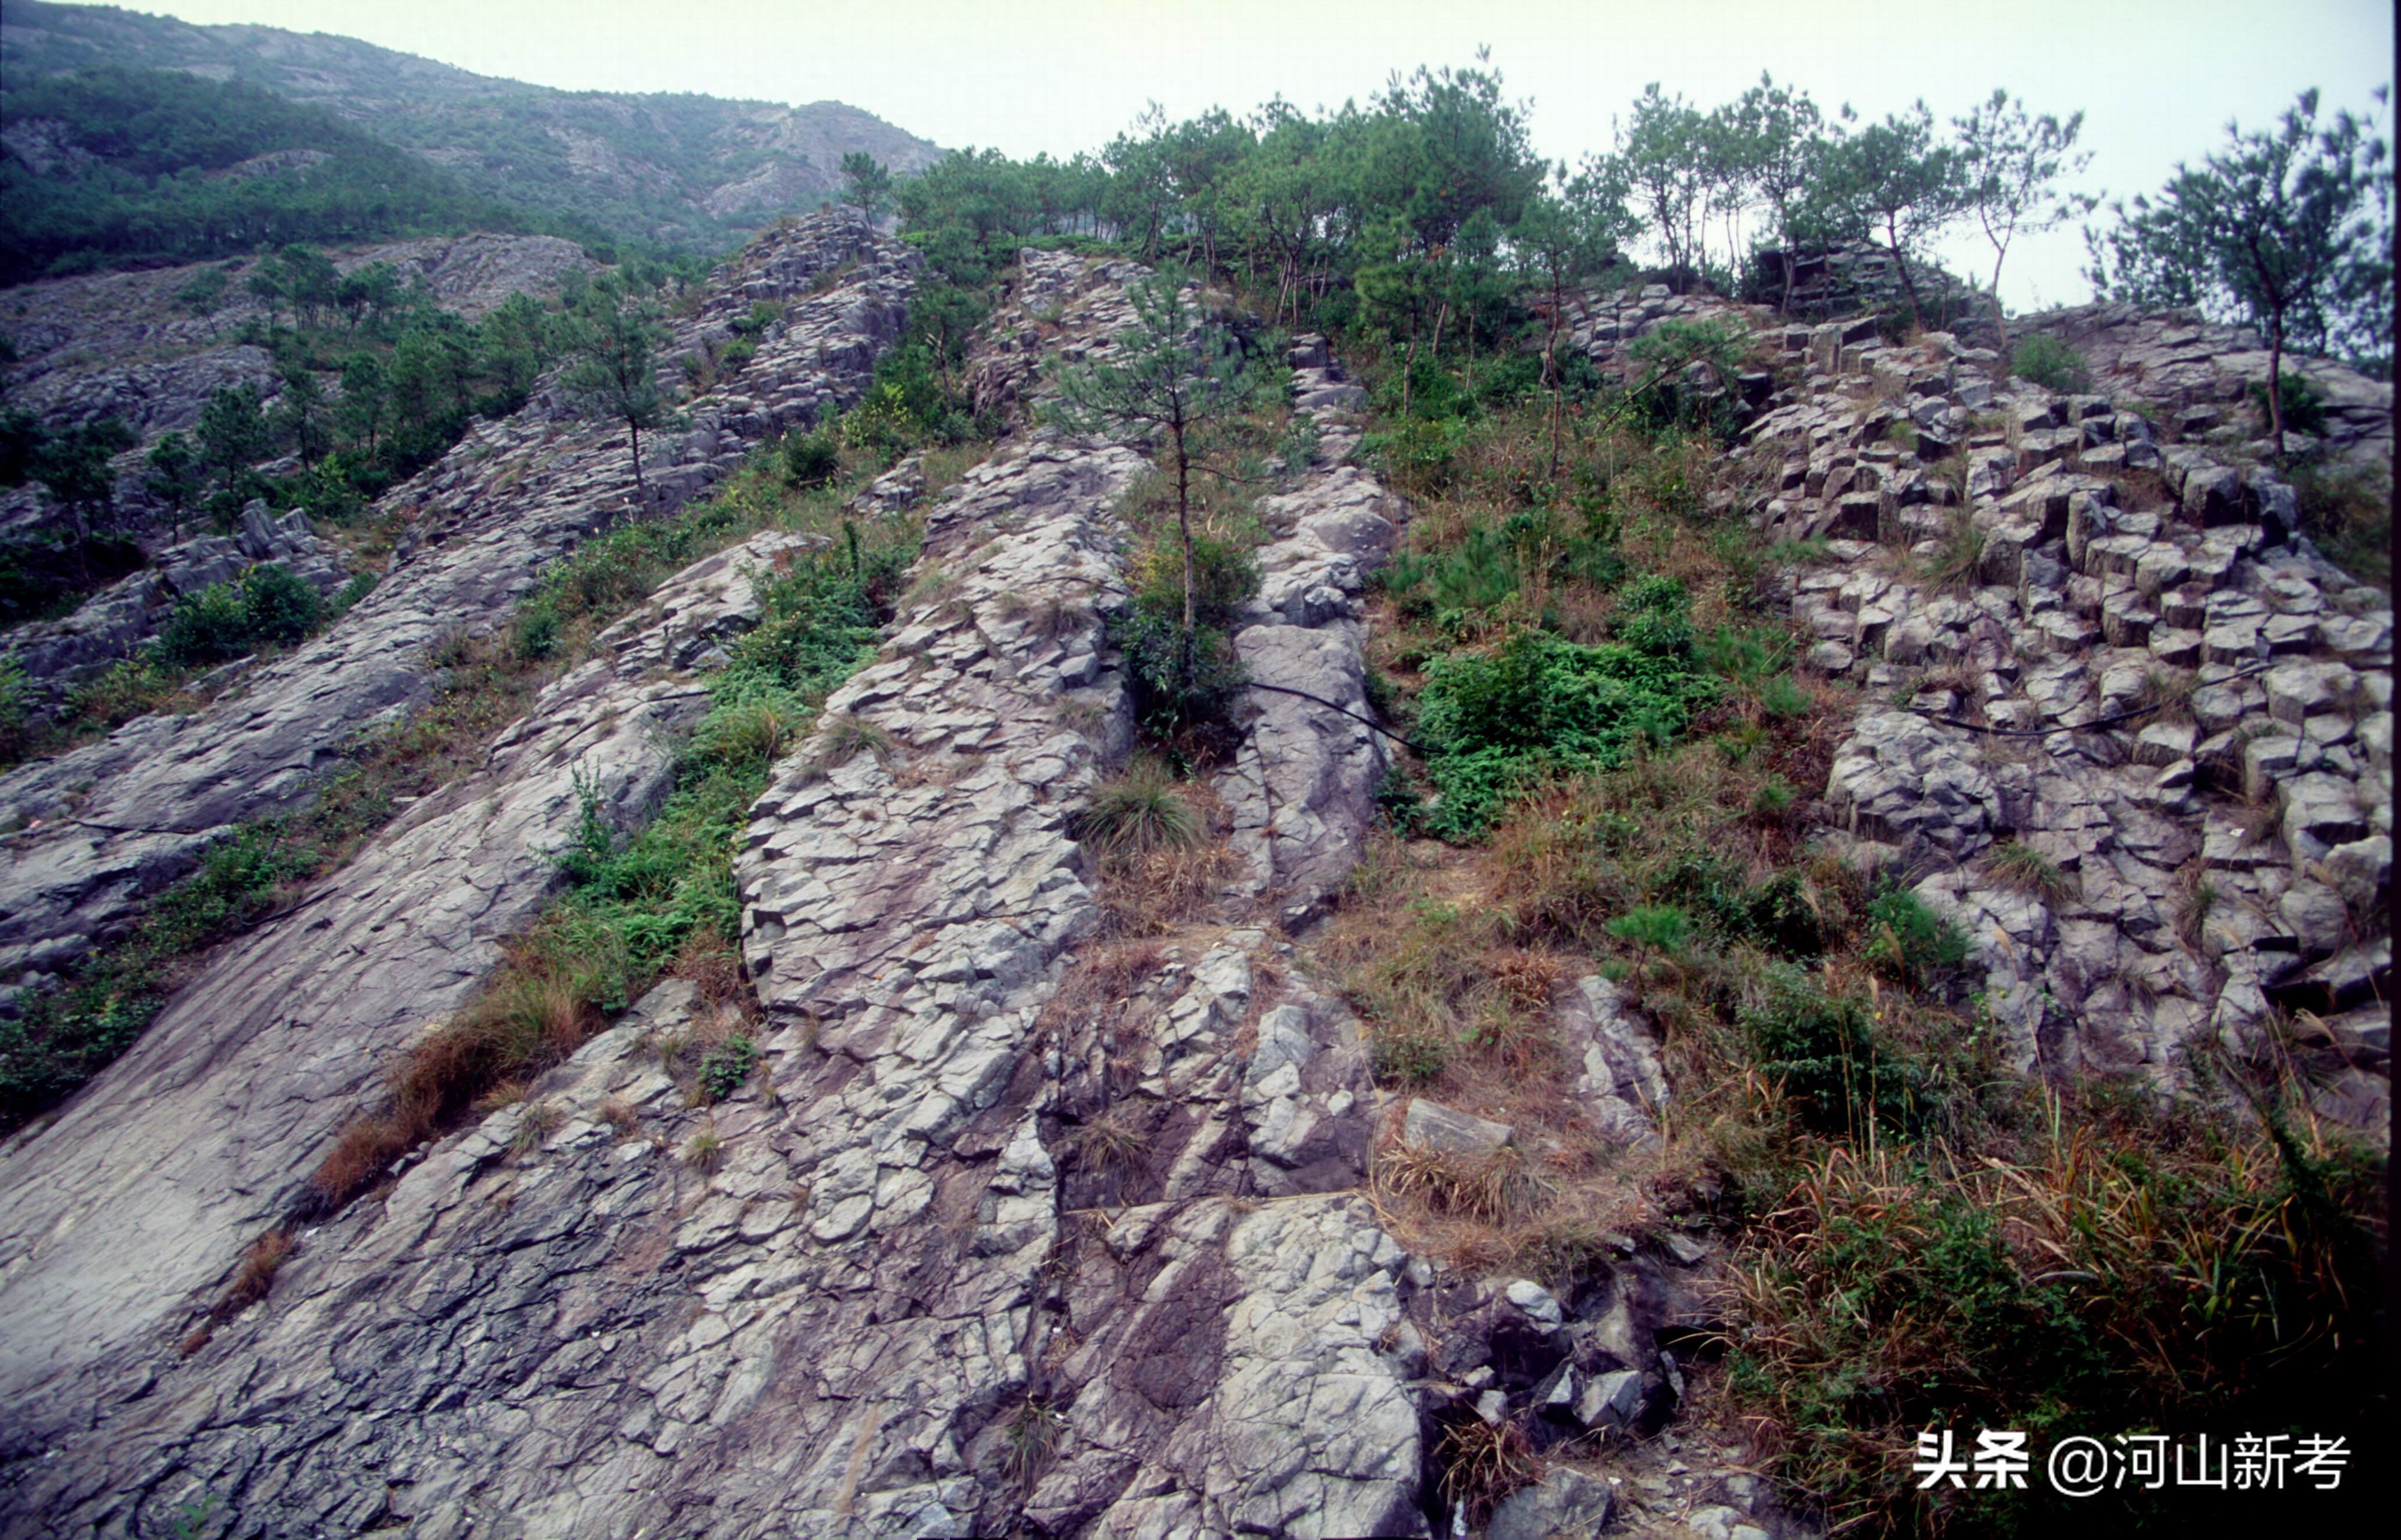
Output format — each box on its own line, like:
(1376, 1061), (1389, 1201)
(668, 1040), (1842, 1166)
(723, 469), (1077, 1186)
(0, 0), (944, 256)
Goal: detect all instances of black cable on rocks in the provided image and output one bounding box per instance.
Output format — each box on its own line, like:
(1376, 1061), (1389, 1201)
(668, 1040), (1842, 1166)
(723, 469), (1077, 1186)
(1240, 680), (1441, 754)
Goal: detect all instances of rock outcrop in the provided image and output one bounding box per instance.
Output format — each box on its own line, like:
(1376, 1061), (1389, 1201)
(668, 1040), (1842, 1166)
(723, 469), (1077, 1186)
(1215, 339), (1403, 919)
(0, 215), (915, 997)
(1741, 317), (2390, 1126)
(0, 249), (1446, 1540)
(2016, 302), (2394, 468)
(2, 502), (354, 720)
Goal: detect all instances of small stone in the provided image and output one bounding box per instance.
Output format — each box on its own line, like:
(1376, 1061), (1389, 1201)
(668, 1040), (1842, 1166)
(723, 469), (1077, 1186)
(1403, 1097), (1514, 1155)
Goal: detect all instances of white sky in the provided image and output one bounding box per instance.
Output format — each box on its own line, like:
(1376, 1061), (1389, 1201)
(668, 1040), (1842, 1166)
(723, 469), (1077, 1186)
(43, 0), (2399, 311)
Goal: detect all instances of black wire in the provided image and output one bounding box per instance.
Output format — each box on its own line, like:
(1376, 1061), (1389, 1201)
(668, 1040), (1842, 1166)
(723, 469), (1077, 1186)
(1239, 680), (1440, 754)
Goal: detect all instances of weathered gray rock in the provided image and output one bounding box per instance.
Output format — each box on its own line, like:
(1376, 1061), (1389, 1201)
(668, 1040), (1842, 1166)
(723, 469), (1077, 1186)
(1825, 710), (2001, 860)
(1486, 1467), (1615, 1540)
(1556, 975), (1667, 1148)
(0, 215), (917, 985)
(1404, 1098), (1515, 1156)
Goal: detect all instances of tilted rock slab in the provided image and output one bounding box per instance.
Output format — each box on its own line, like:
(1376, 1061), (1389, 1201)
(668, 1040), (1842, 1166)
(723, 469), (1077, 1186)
(0, 214), (916, 993)
(1214, 350), (1405, 918)
(2, 258), (1430, 1537)
(0, 529), (824, 1514)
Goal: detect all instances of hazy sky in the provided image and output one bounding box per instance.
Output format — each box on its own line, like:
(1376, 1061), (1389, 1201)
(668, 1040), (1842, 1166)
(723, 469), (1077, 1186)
(46, 0), (2399, 310)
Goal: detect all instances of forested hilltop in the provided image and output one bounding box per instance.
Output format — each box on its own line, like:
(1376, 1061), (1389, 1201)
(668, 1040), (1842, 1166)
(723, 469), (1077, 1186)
(0, 0), (941, 277)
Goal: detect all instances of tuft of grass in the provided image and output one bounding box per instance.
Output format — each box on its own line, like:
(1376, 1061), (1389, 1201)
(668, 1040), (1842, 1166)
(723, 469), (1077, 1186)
(1380, 1140), (1550, 1224)
(683, 1125), (725, 1172)
(509, 1099), (564, 1156)
(1983, 839), (2075, 904)
(2172, 858), (2222, 952)
(1071, 1104), (1146, 1173)
(1432, 1413), (1542, 1531)
(1074, 761), (1200, 857)
(999, 1396), (1066, 1493)
(1917, 509), (1988, 594)
(182, 1228), (296, 1353)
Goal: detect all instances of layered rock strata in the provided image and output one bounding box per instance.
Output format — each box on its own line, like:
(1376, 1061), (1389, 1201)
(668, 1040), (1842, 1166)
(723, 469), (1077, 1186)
(0, 252), (1444, 1540)
(0, 214), (915, 995)
(0, 527), (827, 1493)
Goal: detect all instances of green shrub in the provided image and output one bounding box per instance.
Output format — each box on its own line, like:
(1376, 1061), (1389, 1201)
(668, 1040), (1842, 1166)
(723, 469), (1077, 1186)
(2010, 333), (2090, 393)
(152, 563), (323, 669)
(1109, 607), (1247, 740)
(1135, 528), (1259, 628)
(697, 1034), (757, 1102)
(1610, 574), (1693, 655)
(2248, 369), (2329, 436)
(782, 428), (842, 487)
(1414, 629), (1718, 840)
(1863, 884), (1970, 986)
(1605, 903), (1692, 955)
(1741, 966), (1939, 1136)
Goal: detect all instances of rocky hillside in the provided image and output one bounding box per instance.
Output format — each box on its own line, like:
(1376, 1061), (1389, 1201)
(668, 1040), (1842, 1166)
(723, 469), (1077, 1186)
(0, 202), (2386, 1538)
(2, 0), (942, 256)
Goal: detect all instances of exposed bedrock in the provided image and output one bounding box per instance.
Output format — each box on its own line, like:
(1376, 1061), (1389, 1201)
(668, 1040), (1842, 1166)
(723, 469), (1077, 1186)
(0, 214), (917, 996)
(0, 254), (1441, 1540)
(0, 527), (825, 1475)
(1740, 317), (2390, 1123)
(1214, 340), (1403, 920)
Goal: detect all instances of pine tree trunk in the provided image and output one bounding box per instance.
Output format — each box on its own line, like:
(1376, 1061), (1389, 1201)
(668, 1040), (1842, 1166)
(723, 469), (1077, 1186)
(2267, 313), (2288, 465)
(629, 420), (645, 496)
(1887, 217), (1924, 331)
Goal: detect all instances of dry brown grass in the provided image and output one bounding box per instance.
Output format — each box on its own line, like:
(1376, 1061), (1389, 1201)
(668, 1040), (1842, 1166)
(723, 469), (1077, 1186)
(309, 922), (613, 1209)
(1432, 1414), (1544, 1529)
(181, 1227), (298, 1353)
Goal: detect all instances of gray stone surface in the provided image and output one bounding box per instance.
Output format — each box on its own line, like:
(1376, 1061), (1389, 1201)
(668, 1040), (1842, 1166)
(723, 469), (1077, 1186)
(1741, 307), (2390, 1096)
(0, 251), (1432, 1540)
(0, 216), (918, 988)
(1487, 1467), (1616, 1540)
(1404, 1097), (1514, 1155)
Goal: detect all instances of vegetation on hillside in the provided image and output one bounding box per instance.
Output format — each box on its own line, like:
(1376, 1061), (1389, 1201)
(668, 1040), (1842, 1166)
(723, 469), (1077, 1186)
(0, 68), (537, 284)
(4, 37), (2384, 1532)
(4, 0), (940, 273)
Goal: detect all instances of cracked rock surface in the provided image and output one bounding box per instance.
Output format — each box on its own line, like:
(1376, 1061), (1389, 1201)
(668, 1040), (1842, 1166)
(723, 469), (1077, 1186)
(0, 215), (917, 993)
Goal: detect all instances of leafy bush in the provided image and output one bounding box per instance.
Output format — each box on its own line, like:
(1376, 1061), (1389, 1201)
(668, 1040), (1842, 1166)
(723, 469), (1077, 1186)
(2010, 333), (2091, 393)
(1862, 884), (1970, 986)
(1605, 903), (1693, 955)
(1740, 966), (1939, 1136)
(152, 563), (323, 668)
(697, 1034), (757, 1103)
(782, 427), (841, 486)
(2248, 368), (2329, 436)
(1109, 606), (1247, 740)
(1133, 527), (1258, 628)
(1414, 629), (1718, 840)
